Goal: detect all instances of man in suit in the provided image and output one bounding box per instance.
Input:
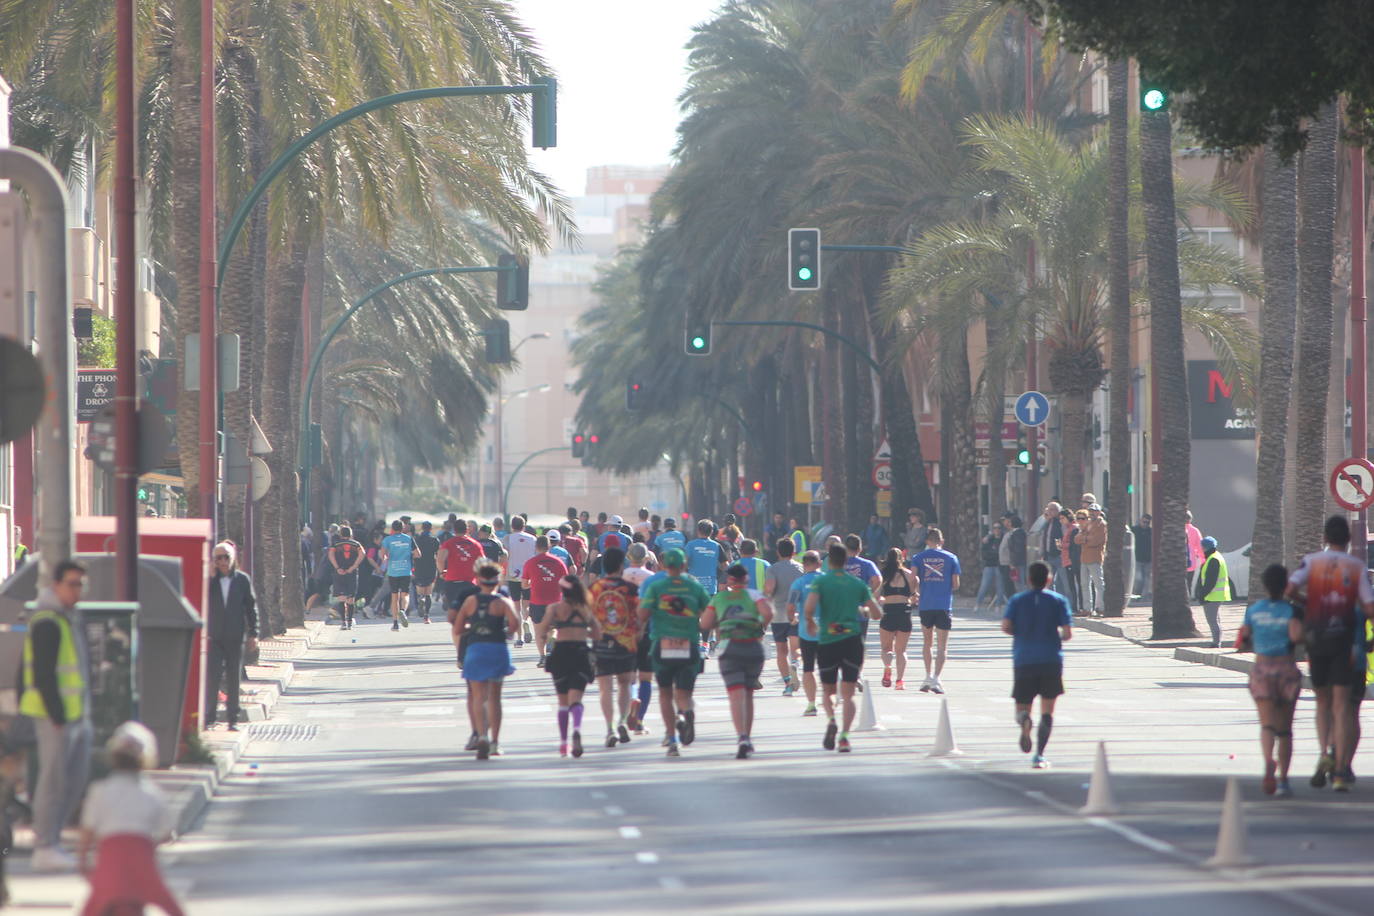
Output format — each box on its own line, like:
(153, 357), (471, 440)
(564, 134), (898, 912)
(206, 541), (259, 731)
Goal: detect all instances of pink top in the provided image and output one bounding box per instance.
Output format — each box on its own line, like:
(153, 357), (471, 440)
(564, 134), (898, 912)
(1185, 524), (1204, 572)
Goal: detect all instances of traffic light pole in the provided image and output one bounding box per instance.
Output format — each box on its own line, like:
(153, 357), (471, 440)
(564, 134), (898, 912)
(714, 319), (881, 375)
(298, 265), (513, 524)
(502, 446), (569, 518)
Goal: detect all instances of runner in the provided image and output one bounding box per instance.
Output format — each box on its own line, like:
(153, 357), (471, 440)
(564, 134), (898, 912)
(633, 507), (652, 538)
(844, 534), (882, 645)
(787, 550), (824, 716)
(1238, 563), (1303, 796)
(534, 576), (602, 758)
(453, 563), (520, 759)
(599, 516), (631, 555)
(700, 564), (773, 758)
(327, 526), (365, 630)
(908, 528), (961, 694)
(655, 517), (686, 557)
(637, 548), (712, 757)
(503, 516), (538, 647)
(764, 538), (804, 696)
(803, 545), (883, 752)
(877, 547), (919, 689)
(1285, 514), (1374, 792)
(687, 520), (726, 655)
(563, 520), (589, 580)
(547, 529), (575, 572)
(436, 520), (483, 613)
(412, 521), (441, 624)
(621, 543), (656, 734)
(521, 535), (568, 668)
(589, 548), (640, 747)
(476, 523), (505, 565)
(1001, 561), (1072, 769)
(380, 519), (419, 631)
(554, 525), (579, 575)
(738, 539), (768, 591)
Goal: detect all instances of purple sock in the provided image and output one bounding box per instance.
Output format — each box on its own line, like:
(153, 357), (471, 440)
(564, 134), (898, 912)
(557, 707), (569, 740)
(570, 703), (584, 730)
(637, 681), (652, 712)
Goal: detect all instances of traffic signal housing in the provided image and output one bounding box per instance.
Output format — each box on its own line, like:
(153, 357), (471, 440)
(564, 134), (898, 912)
(532, 76), (557, 149)
(485, 318), (511, 363)
(1140, 82), (1169, 112)
(571, 432), (586, 458)
(788, 228), (821, 290)
(497, 253), (529, 310)
(685, 319), (711, 356)
(626, 379), (646, 411)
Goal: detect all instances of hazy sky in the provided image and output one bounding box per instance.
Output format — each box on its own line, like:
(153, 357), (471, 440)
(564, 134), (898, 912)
(513, 0), (722, 196)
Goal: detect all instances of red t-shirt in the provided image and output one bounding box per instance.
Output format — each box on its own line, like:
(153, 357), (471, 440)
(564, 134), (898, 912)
(522, 552), (568, 606)
(563, 534), (587, 570)
(440, 535), (483, 583)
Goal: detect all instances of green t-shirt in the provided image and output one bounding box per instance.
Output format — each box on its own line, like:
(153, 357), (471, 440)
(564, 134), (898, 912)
(808, 569), (872, 645)
(640, 573), (712, 644)
(707, 587), (767, 644)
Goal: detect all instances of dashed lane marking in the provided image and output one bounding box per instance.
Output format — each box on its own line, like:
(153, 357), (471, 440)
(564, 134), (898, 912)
(619, 826), (642, 839)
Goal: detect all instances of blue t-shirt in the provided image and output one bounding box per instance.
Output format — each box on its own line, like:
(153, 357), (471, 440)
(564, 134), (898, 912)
(655, 529), (686, 554)
(686, 538), (723, 590)
(598, 531), (630, 554)
(549, 545), (573, 567)
(1004, 588), (1072, 666)
(1243, 598), (1298, 657)
(845, 555), (880, 586)
(788, 570), (823, 642)
(382, 533), (416, 577)
(740, 556), (768, 590)
(909, 548), (961, 611)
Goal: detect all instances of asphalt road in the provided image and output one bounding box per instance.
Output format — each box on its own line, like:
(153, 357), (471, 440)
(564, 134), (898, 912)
(21, 607), (1374, 914)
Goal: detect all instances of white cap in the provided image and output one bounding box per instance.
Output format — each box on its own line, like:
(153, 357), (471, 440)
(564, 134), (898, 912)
(107, 721), (158, 768)
(547, 530), (561, 541)
(610, 515), (624, 526)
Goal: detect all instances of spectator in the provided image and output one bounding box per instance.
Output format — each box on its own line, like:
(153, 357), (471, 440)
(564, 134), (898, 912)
(1131, 514), (1153, 601)
(861, 514), (890, 559)
(206, 542), (259, 730)
(12, 525), (29, 567)
(1039, 502), (1064, 589)
(903, 509), (928, 553)
(1001, 514), (1028, 599)
(976, 522), (1007, 611)
(1059, 509), (1082, 614)
(1194, 536), (1232, 648)
(1075, 504), (1109, 615)
(1185, 509), (1204, 587)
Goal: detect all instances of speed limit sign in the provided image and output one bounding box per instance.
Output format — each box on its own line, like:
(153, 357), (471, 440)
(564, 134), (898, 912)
(872, 462), (893, 490)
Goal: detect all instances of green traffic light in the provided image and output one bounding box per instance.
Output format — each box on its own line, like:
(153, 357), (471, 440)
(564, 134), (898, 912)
(797, 267), (813, 282)
(691, 336), (706, 350)
(1016, 449), (1030, 465)
(1142, 88), (1166, 111)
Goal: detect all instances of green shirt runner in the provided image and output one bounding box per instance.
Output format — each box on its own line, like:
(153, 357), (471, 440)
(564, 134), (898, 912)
(808, 570), (872, 644)
(640, 573), (712, 645)
(707, 587), (768, 647)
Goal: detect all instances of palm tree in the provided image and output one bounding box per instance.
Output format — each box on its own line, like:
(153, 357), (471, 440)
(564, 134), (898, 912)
(1103, 57), (1131, 615)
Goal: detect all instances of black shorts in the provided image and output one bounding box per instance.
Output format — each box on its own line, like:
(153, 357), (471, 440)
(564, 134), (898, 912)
(652, 643), (703, 691)
(800, 640), (818, 672)
(1012, 663), (1065, 705)
(771, 622), (793, 643)
(636, 635), (653, 674)
(506, 580), (525, 602)
(594, 642), (637, 677)
(444, 580), (478, 612)
(547, 642), (595, 694)
(919, 609), (953, 631)
(332, 572), (359, 599)
(528, 604), (549, 625)
(719, 642), (765, 690)
(817, 635), (864, 685)
(1309, 648), (1360, 689)
(387, 575), (412, 592)
(880, 608), (913, 633)
(413, 567), (437, 588)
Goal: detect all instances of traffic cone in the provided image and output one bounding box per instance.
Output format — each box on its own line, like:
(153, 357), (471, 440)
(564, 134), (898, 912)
(1078, 741), (1119, 816)
(854, 678), (881, 731)
(926, 697), (962, 757)
(1204, 777), (1253, 868)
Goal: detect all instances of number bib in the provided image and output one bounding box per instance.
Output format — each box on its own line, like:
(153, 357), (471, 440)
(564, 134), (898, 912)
(659, 637), (692, 659)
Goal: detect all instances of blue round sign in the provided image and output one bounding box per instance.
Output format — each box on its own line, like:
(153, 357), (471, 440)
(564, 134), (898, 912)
(1014, 390), (1050, 427)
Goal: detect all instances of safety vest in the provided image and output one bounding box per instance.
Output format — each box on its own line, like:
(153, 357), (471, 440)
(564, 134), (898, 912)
(20, 610), (85, 721)
(789, 529), (808, 554)
(1202, 553), (1232, 602)
(741, 557), (768, 591)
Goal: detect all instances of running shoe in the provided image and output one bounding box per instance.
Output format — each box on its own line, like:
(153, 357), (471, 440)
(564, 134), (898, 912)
(782, 681), (797, 697)
(618, 724), (631, 744)
(571, 732), (583, 758)
(536, 656), (546, 669)
(1262, 760), (1277, 796)
(736, 740), (753, 760)
(823, 719), (838, 751)
(661, 734), (672, 747)
(919, 677), (932, 693)
(399, 611), (409, 628)
(605, 732), (618, 748)
(679, 710), (696, 746)
(1333, 775), (1350, 793)
(560, 743), (568, 758)
(475, 738), (490, 760)
(1017, 711), (1033, 754)
(1031, 754), (1049, 769)
(626, 700), (641, 730)
(391, 622), (400, 632)
(894, 679), (905, 690)
(465, 732), (480, 751)
(803, 704), (818, 717)
(490, 743), (503, 757)
(514, 639), (524, 648)
(882, 668), (892, 688)
(666, 742), (681, 758)
(1342, 767), (1357, 786)
(1275, 779), (1293, 798)
(1312, 754), (1335, 789)
(837, 736), (851, 753)
(929, 678), (945, 695)
(423, 616), (431, 625)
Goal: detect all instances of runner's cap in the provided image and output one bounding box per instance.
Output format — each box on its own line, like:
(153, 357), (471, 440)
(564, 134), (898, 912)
(662, 548), (686, 568)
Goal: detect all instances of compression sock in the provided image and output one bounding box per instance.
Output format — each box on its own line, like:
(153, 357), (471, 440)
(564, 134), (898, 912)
(557, 707), (569, 741)
(570, 703), (584, 730)
(1037, 714), (1054, 755)
(638, 681), (652, 711)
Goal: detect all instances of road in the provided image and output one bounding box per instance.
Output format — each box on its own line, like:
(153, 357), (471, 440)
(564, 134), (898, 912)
(18, 608), (1374, 914)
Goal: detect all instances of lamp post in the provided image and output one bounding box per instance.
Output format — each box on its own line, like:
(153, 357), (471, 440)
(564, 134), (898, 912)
(494, 333), (550, 517)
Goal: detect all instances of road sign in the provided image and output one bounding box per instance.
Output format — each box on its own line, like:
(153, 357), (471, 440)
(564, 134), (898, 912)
(733, 496), (754, 517)
(876, 489), (892, 518)
(872, 462), (893, 490)
(77, 368), (119, 423)
(250, 456), (272, 502)
(1014, 390), (1050, 427)
(793, 465), (823, 504)
(872, 438), (891, 463)
(0, 337), (45, 444)
(1330, 458), (1374, 511)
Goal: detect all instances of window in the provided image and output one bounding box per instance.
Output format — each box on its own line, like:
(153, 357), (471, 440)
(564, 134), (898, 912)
(1180, 227), (1246, 313)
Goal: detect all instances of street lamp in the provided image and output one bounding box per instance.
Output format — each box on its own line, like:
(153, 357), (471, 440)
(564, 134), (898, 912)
(494, 332), (552, 516)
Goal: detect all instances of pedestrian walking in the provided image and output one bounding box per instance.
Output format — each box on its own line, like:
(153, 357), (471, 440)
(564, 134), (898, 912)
(700, 565), (773, 758)
(1075, 504), (1108, 615)
(975, 522), (1006, 611)
(1237, 563), (1302, 797)
(1131, 514), (1153, 601)
(205, 543), (258, 730)
(535, 576), (601, 758)
(1001, 562), (1073, 769)
(1184, 509), (1204, 589)
(20, 560), (92, 872)
(902, 509), (928, 554)
(453, 563), (520, 760)
(1194, 536), (1231, 648)
(908, 528), (961, 694)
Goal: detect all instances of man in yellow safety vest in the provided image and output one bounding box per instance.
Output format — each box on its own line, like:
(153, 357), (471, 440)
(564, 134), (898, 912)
(1193, 536), (1231, 649)
(20, 559), (91, 872)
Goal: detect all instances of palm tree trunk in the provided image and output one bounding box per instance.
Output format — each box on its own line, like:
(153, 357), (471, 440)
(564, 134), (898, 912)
(822, 306), (848, 530)
(1250, 144), (1300, 595)
(983, 319), (1009, 526)
(1292, 103), (1340, 554)
(1059, 390), (1089, 511)
(1141, 107), (1195, 639)
(170, 0), (203, 514)
(867, 298), (934, 523)
(1104, 57), (1131, 617)
(942, 328), (979, 586)
(843, 295), (874, 534)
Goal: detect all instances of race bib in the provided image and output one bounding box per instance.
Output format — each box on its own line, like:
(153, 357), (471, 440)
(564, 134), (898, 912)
(660, 637), (692, 659)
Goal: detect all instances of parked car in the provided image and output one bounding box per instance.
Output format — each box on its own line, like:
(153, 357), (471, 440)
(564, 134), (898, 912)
(1222, 542), (1251, 600)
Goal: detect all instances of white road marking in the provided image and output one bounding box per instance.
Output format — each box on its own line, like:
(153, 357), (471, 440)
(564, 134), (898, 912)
(590, 790), (608, 800)
(306, 708), (355, 718)
(604, 805), (626, 816)
(402, 705), (456, 716)
(619, 826), (642, 839)
(658, 875), (685, 889)
(636, 851), (659, 864)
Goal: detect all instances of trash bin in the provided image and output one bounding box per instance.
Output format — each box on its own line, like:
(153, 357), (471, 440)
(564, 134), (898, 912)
(0, 554), (202, 768)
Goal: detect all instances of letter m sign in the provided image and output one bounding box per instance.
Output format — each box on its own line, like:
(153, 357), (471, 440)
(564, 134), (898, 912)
(1206, 370), (1233, 403)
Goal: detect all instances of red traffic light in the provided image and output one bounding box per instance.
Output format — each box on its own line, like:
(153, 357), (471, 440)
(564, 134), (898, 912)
(573, 434), (584, 443)
(751, 481), (762, 491)
(681, 512), (690, 520)
(631, 383), (641, 391)
(589, 434), (600, 444)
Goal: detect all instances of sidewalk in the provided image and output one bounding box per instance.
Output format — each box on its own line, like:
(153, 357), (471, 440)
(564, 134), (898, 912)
(6, 617), (327, 911)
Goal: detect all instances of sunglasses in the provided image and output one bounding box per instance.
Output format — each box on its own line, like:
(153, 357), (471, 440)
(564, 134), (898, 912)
(1075, 515), (1088, 520)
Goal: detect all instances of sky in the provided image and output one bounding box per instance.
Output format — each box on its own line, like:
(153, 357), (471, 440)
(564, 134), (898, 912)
(512, 0), (723, 197)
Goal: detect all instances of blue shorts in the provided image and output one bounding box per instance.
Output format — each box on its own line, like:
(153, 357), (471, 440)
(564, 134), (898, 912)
(463, 641), (514, 682)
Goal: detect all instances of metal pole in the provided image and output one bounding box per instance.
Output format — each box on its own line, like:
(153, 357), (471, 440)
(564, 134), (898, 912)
(1351, 145), (1368, 561)
(495, 379), (504, 519)
(115, 0), (139, 600)
(198, 0), (217, 524)
(1024, 16), (1041, 517)
(0, 149), (72, 584)
(501, 446), (568, 517)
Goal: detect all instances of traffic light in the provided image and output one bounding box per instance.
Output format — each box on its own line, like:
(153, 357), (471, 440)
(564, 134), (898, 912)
(73, 307), (93, 339)
(751, 480), (762, 492)
(788, 228), (821, 290)
(532, 76), (558, 149)
(1012, 432), (1030, 467)
(685, 318), (711, 356)
(571, 432), (586, 458)
(1140, 82), (1169, 112)
(497, 253), (529, 310)
(626, 379), (646, 411)
(485, 318), (511, 363)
